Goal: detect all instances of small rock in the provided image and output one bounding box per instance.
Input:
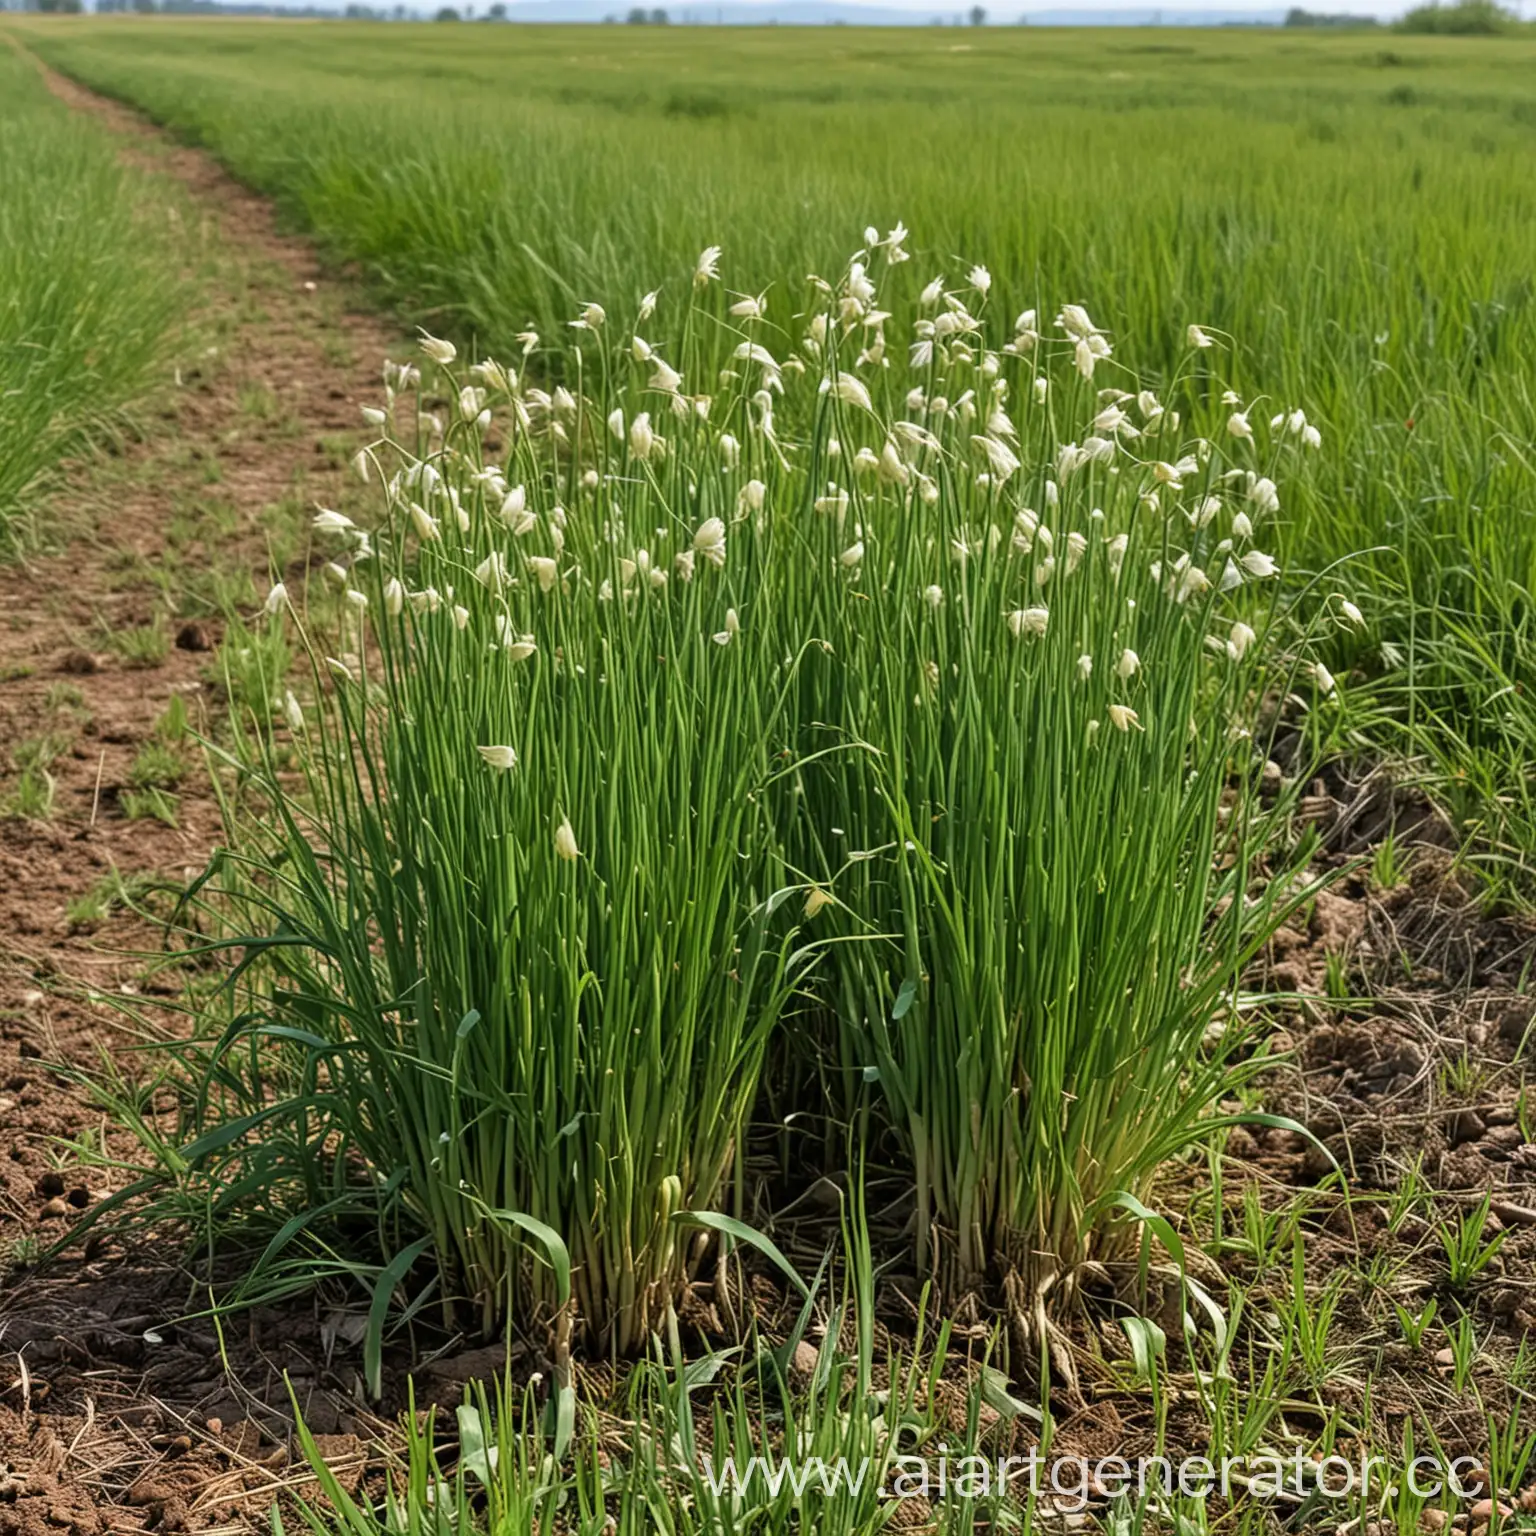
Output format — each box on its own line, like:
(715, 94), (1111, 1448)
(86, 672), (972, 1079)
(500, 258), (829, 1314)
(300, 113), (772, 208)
(66, 1186), (90, 1210)
(1467, 1499), (1509, 1521)
(58, 649), (100, 675)
(175, 622), (212, 653)
(789, 1340), (820, 1379)
(204, 1417), (222, 1436)
(35, 1171), (65, 1199)
(1499, 1009), (1533, 1049)
(1449, 1109), (1486, 1146)
(1420, 1512), (1448, 1532)
(39, 1196), (70, 1220)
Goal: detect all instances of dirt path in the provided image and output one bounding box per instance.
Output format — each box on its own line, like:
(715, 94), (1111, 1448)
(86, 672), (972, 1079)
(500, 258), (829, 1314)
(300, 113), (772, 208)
(1, 49), (401, 1536)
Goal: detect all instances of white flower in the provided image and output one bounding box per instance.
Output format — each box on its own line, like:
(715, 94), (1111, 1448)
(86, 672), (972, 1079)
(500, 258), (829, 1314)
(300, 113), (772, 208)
(1339, 596), (1364, 627)
(419, 332), (457, 366)
(691, 517), (728, 570)
(1105, 532), (1129, 577)
(1077, 653), (1093, 682)
(1115, 648), (1140, 680)
(739, 478), (767, 516)
(452, 604), (470, 629)
(674, 549), (696, 582)
(923, 584), (944, 609)
(1310, 661), (1337, 696)
(1227, 411), (1252, 441)
(263, 582), (289, 616)
(629, 412), (655, 461)
(638, 289), (659, 321)
(409, 503), (441, 542)
(650, 359), (683, 394)
(474, 552), (510, 592)
(719, 433), (741, 469)
(832, 373), (873, 412)
(728, 293), (766, 320)
(607, 407), (625, 442)
(968, 264), (991, 297)
(1248, 477), (1281, 516)
(477, 744), (518, 771)
(527, 556), (559, 593)
(361, 405), (386, 427)
(1186, 324), (1214, 350)
(312, 508), (353, 536)
(712, 607), (740, 647)
(971, 434), (1020, 484)
(1057, 304), (1100, 341)
(1240, 550), (1279, 579)
(840, 540), (865, 570)
(1231, 511), (1253, 540)
(1227, 621), (1257, 660)
(695, 245), (723, 286)
(572, 302), (605, 330)
(554, 817), (581, 862)
(506, 637), (537, 663)
(282, 691), (303, 732)
(1108, 704), (1142, 733)
(383, 577), (404, 616)
(1065, 531), (1088, 574)
(1008, 606), (1049, 639)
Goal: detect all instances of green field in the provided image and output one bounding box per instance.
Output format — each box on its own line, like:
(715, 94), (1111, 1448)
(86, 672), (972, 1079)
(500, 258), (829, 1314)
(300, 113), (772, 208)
(0, 42), (191, 548)
(8, 19), (1536, 1534)
(22, 19), (1536, 880)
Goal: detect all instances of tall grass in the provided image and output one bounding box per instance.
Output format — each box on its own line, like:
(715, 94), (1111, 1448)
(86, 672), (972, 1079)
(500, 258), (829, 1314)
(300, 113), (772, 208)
(0, 43), (187, 549)
(130, 242), (1344, 1352)
(22, 19), (1536, 885)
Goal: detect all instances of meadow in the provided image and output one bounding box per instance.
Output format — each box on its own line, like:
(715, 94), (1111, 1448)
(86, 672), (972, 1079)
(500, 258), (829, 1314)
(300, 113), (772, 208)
(0, 42), (191, 549)
(3, 18), (1536, 1536)
(22, 19), (1536, 884)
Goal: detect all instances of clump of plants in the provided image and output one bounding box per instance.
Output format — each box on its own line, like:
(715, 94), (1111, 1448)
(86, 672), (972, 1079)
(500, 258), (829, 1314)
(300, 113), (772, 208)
(124, 232), (1351, 1360)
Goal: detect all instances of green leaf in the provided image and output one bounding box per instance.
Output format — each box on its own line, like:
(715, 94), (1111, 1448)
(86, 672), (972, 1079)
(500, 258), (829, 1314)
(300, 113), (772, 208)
(364, 1236), (432, 1400)
(481, 1208), (572, 1307)
(673, 1210), (810, 1299)
(892, 977), (918, 1020)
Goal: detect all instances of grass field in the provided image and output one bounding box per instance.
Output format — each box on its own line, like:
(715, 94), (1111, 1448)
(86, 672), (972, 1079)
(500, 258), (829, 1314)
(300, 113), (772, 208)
(21, 19), (1536, 885)
(0, 42), (192, 550)
(5, 19), (1536, 1536)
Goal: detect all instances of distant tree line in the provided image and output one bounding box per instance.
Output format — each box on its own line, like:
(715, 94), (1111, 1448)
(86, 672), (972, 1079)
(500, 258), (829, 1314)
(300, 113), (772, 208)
(1396, 0), (1520, 30)
(1283, 6), (1378, 23)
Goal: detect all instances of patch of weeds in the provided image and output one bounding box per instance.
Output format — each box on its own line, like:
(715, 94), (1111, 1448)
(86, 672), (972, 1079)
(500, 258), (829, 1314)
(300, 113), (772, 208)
(66, 867), (163, 932)
(107, 621), (171, 670)
(155, 694), (191, 744)
(214, 617), (292, 711)
(13, 730), (74, 773)
(122, 786), (179, 826)
(0, 662), (34, 684)
(237, 380), (282, 421)
(129, 739), (187, 791)
(3, 765), (56, 821)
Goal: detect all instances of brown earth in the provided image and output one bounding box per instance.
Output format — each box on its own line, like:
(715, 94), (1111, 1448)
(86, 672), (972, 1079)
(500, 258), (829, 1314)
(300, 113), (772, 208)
(4, 42), (1536, 1536)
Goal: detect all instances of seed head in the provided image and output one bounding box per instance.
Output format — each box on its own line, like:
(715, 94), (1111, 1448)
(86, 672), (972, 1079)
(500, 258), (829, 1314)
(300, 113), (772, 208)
(477, 744), (518, 772)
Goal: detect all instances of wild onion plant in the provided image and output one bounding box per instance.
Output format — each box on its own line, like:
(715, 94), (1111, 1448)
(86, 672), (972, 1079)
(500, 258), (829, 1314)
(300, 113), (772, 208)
(154, 232), (1347, 1353)
(788, 281), (1333, 1305)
